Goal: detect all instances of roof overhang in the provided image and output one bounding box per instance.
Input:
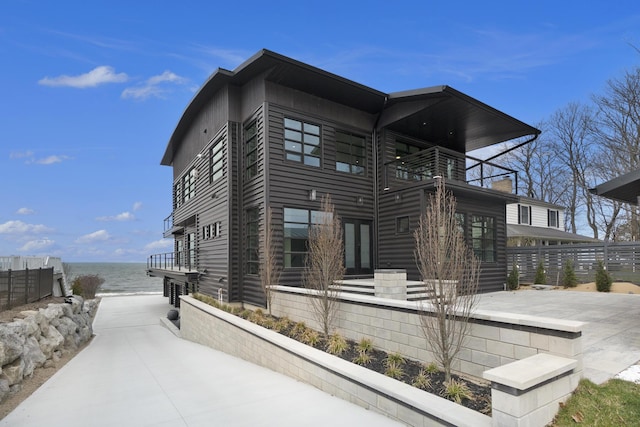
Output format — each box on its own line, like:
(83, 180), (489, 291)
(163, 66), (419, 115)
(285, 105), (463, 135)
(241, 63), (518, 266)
(161, 49), (540, 165)
(507, 224), (599, 243)
(378, 86), (541, 152)
(589, 169), (640, 205)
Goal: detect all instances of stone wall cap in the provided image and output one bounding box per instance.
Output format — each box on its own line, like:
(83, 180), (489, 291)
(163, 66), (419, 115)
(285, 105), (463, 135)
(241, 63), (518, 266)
(483, 353), (577, 390)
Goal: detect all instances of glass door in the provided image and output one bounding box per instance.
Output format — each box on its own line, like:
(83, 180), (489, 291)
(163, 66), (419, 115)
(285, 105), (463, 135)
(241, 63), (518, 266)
(344, 219), (373, 275)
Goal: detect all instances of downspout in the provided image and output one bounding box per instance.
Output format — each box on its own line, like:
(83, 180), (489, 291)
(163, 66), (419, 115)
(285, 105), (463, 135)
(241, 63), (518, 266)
(372, 96), (389, 273)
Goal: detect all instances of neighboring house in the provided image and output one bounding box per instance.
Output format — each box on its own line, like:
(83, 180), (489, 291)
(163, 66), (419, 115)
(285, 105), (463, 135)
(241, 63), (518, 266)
(495, 187), (598, 245)
(147, 49), (540, 307)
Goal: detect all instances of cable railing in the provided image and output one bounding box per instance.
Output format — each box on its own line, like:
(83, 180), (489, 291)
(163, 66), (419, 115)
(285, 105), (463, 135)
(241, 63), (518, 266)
(147, 250), (197, 272)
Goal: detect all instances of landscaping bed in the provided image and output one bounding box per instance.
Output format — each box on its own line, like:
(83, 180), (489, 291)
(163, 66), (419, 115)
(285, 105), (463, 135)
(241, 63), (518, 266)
(192, 293), (491, 415)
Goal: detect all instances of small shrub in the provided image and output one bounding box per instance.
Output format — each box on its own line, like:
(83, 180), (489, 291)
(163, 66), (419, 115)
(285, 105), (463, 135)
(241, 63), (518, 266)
(326, 333), (349, 356)
(356, 337), (374, 353)
(425, 362), (439, 374)
(384, 352), (406, 379)
(273, 317), (291, 332)
(595, 260), (612, 292)
(300, 329), (320, 346)
(441, 379), (473, 404)
(70, 274), (104, 299)
(534, 261), (546, 284)
(292, 321), (307, 339)
(561, 259), (578, 288)
(412, 369), (432, 390)
(506, 263), (519, 290)
(352, 337), (375, 366)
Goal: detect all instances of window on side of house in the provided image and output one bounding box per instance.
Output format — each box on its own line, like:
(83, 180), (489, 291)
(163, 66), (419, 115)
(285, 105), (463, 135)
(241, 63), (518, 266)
(455, 212), (466, 236)
(283, 207), (330, 268)
(518, 204), (531, 225)
(336, 131), (366, 175)
(183, 168), (196, 203)
(210, 138), (224, 183)
(246, 208), (259, 275)
(548, 209), (559, 228)
(284, 117), (321, 167)
(245, 121), (258, 180)
(396, 216), (410, 233)
(174, 182), (182, 209)
(471, 215), (496, 262)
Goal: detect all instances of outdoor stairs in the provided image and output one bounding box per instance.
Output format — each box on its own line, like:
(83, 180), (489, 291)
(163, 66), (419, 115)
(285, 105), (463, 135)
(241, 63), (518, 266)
(335, 279), (435, 301)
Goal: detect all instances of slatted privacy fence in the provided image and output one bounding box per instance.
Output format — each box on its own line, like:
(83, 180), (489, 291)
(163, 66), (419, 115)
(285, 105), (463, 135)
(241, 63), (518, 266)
(0, 267), (54, 310)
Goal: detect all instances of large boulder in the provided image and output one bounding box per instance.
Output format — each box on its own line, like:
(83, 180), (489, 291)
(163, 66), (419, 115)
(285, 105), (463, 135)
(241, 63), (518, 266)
(23, 336), (46, 377)
(0, 322), (27, 366)
(39, 325), (64, 359)
(1, 358), (25, 386)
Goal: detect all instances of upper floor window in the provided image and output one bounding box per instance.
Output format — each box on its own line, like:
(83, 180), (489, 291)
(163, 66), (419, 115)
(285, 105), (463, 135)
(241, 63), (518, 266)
(396, 216), (410, 233)
(336, 131), (366, 175)
(284, 118), (320, 167)
(548, 209), (559, 228)
(210, 138), (224, 183)
(518, 204), (531, 225)
(245, 121), (258, 179)
(183, 168), (196, 203)
(174, 182), (182, 209)
(471, 215), (496, 262)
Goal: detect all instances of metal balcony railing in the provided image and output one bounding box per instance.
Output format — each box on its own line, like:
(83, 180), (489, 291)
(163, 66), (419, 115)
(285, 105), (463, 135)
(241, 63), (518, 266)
(383, 145), (518, 193)
(147, 250), (197, 272)
(164, 213), (174, 233)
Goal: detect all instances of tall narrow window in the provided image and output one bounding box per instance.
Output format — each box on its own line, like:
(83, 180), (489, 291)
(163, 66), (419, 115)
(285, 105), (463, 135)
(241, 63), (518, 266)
(245, 121), (258, 179)
(174, 182), (182, 209)
(246, 208), (259, 274)
(396, 216), (410, 233)
(210, 138), (224, 182)
(336, 131), (366, 175)
(284, 118), (321, 167)
(471, 215), (496, 262)
(183, 168), (196, 203)
(518, 205), (531, 225)
(548, 209), (559, 228)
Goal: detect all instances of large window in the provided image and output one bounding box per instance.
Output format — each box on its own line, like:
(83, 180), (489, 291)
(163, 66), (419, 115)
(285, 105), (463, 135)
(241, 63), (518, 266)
(471, 215), (496, 262)
(245, 121), (258, 179)
(284, 118), (321, 167)
(518, 205), (531, 225)
(210, 138), (224, 182)
(284, 207), (330, 267)
(174, 168), (196, 208)
(336, 131), (366, 175)
(395, 141), (425, 180)
(246, 208), (259, 274)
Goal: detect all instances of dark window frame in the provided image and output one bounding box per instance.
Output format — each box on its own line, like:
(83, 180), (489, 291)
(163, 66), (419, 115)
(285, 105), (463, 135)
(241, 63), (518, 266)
(284, 117), (321, 167)
(471, 215), (496, 263)
(518, 204), (531, 225)
(548, 209), (559, 228)
(210, 137), (224, 183)
(396, 216), (410, 234)
(246, 208), (259, 275)
(245, 120), (258, 180)
(335, 130), (366, 175)
(283, 207), (330, 268)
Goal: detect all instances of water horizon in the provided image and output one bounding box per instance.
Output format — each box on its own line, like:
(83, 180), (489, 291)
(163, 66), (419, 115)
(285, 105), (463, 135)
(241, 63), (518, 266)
(66, 262), (163, 296)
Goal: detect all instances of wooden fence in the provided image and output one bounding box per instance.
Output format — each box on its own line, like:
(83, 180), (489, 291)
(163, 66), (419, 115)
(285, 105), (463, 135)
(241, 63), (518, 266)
(507, 242), (640, 285)
(0, 267), (54, 311)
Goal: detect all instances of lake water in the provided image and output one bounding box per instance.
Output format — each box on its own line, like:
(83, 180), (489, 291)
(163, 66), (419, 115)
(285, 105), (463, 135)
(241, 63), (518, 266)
(66, 262), (163, 295)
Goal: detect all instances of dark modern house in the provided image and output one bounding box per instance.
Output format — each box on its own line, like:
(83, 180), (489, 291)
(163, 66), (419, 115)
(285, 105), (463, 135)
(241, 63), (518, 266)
(147, 49), (540, 307)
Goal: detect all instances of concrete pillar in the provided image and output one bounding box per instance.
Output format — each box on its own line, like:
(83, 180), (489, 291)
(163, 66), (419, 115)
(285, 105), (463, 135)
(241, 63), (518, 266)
(374, 269), (407, 300)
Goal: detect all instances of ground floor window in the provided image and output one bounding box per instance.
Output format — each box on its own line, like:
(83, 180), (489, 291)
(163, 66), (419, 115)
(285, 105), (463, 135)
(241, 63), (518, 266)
(471, 215), (496, 262)
(284, 207), (330, 268)
(246, 208), (259, 274)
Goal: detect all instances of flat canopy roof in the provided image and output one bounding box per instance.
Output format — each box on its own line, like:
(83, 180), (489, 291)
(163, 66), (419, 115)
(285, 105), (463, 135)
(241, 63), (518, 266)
(589, 169), (640, 205)
(162, 49), (540, 165)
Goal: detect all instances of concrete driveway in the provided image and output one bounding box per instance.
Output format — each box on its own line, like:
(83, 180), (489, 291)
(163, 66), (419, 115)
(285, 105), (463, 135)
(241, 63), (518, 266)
(476, 289), (640, 384)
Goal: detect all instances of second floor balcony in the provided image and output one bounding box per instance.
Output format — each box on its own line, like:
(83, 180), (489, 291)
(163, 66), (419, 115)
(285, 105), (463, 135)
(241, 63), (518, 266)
(383, 145), (518, 193)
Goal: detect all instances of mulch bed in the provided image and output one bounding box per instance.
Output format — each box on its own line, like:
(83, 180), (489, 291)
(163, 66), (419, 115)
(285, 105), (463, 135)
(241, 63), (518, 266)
(266, 317), (492, 414)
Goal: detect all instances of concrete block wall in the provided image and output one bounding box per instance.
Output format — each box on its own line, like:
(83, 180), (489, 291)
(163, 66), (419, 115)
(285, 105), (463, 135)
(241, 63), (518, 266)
(180, 295), (491, 427)
(270, 286), (584, 381)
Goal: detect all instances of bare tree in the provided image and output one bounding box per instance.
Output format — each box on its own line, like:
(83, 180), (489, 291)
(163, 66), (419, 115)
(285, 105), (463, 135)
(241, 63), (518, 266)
(414, 178), (480, 383)
(260, 206), (281, 315)
(303, 195), (345, 338)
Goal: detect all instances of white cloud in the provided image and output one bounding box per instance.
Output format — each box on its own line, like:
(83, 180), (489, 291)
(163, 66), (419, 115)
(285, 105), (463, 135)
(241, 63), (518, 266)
(38, 65), (128, 88)
(34, 155), (71, 165)
(144, 239), (173, 251)
(16, 207), (35, 215)
(0, 220), (51, 234)
(132, 202), (143, 212)
(19, 238), (55, 252)
(121, 70), (187, 100)
(75, 230), (111, 244)
(96, 212), (135, 222)
(10, 151), (71, 165)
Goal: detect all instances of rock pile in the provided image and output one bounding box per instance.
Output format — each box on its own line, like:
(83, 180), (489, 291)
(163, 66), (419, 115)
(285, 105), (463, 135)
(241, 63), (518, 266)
(0, 296), (98, 402)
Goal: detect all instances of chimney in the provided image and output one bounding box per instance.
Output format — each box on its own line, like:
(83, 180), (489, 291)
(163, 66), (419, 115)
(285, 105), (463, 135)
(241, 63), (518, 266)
(491, 177), (513, 193)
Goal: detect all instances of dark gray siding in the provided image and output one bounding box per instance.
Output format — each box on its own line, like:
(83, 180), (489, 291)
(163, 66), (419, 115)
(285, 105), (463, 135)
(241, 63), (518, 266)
(265, 97), (377, 288)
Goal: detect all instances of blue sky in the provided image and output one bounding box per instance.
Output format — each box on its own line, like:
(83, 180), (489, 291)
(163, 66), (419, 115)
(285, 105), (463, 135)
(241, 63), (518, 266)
(1, 1), (639, 262)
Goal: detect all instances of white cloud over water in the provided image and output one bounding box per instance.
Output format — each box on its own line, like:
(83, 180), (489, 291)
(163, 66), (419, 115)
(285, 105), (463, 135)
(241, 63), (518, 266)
(19, 238), (55, 252)
(96, 212), (135, 222)
(16, 207), (35, 215)
(0, 220), (51, 234)
(75, 230), (111, 244)
(38, 66), (128, 88)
